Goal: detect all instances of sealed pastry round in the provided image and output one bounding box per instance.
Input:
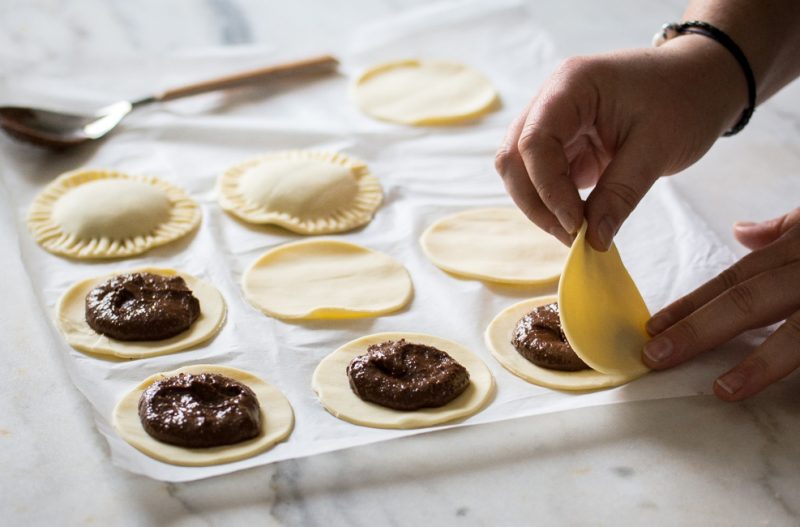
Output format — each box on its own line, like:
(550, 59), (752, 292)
(485, 296), (641, 391)
(242, 239), (413, 320)
(113, 364), (294, 467)
(28, 169), (200, 259)
(352, 59), (498, 125)
(313, 332), (494, 429)
(218, 150), (382, 234)
(420, 207), (569, 284)
(57, 267), (226, 359)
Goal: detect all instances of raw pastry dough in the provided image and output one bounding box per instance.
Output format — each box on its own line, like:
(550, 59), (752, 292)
(558, 223), (650, 377)
(242, 239), (412, 320)
(28, 169), (200, 259)
(218, 150), (382, 234)
(57, 267), (226, 359)
(420, 207), (569, 284)
(313, 332), (494, 429)
(352, 59), (498, 125)
(113, 364), (294, 466)
(485, 296), (639, 390)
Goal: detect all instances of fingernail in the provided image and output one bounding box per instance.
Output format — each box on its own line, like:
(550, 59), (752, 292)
(646, 313), (671, 335)
(643, 337), (673, 363)
(549, 226), (572, 246)
(734, 221), (756, 229)
(716, 372), (746, 395)
(555, 207), (578, 234)
(597, 215), (616, 251)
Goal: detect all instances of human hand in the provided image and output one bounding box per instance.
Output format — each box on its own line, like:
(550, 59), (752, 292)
(495, 36), (745, 250)
(643, 208), (800, 401)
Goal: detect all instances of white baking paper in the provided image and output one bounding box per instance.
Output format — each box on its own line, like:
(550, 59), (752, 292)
(0, 0), (746, 481)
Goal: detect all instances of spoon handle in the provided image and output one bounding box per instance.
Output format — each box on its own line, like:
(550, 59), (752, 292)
(153, 54), (339, 102)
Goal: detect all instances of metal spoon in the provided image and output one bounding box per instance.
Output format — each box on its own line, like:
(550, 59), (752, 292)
(0, 54), (339, 150)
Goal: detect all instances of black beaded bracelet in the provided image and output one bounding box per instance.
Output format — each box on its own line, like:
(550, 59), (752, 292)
(653, 20), (756, 137)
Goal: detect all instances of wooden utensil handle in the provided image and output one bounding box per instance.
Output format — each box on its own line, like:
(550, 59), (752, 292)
(156, 54), (339, 101)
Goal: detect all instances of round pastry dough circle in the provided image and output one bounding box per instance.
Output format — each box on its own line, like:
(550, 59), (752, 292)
(218, 150), (382, 234)
(242, 239), (413, 320)
(485, 296), (639, 390)
(420, 207), (569, 284)
(352, 59), (498, 125)
(28, 169), (200, 259)
(57, 267), (227, 359)
(313, 332), (495, 429)
(113, 364), (294, 466)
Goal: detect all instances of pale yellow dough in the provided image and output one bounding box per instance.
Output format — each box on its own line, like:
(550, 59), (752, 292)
(352, 59), (498, 125)
(113, 364), (294, 466)
(28, 169), (200, 259)
(420, 207), (569, 284)
(558, 223), (651, 377)
(312, 332), (494, 429)
(218, 150), (382, 234)
(57, 267), (226, 359)
(242, 240), (412, 320)
(485, 296), (639, 390)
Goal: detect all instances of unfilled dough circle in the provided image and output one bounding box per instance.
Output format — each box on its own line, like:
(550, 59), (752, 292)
(420, 207), (569, 284)
(242, 240), (413, 320)
(28, 169), (200, 259)
(218, 150), (383, 234)
(352, 59), (498, 125)
(485, 296), (638, 391)
(313, 332), (495, 429)
(113, 364), (294, 466)
(57, 267), (226, 359)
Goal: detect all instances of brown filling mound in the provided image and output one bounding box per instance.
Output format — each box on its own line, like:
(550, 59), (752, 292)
(138, 373), (261, 448)
(347, 339), (470, 411)
(85, 272), (201, 341)
(511, 302), (589, 372)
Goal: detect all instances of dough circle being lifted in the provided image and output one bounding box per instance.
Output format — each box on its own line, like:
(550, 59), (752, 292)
(218, 150), (383, 234)
(485, 296), (640, 391)
(57, 267), (227, 359)
(420, 207), (569, 284)
(28, 169), (200, 259)
(313, 332), (495, 429)
(242, 239), (413, 320)
(352, 59), (498, 125)
(113, 364), (294, 466)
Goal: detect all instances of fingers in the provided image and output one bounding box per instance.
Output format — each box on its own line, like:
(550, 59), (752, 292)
(642, 260), (800, 370)
(733, 207), (800, 250)
(515, 58), (592, 235)
(583, 139), (661, 251)
(714, 310), (800, 401)
(496, 108), (572, 246)
(648, 221), (800, 335)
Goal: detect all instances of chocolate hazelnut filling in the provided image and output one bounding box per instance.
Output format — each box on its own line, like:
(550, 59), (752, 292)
(346, 339), (470, 411)
(138, 373), (261, 448)
(85, 272), (201, 341)
(511, 302), (590, 371)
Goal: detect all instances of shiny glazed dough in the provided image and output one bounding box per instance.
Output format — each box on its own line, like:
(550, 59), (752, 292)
(113, 365), (294, 466)
(28, 169), (200, 259)
(352, 59), (498, 125)
(57, 267), (226, 359)
(242, 240), (413, 320)
(485, 296), (640, 390)
(420, 207), (569, 284)
(312, 332), (495, 429)
(218, 151), (382, 234)
(558, 223), (651, 377)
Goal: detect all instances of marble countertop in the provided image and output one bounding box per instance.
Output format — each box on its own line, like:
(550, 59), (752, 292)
(2, 0), (799, 525)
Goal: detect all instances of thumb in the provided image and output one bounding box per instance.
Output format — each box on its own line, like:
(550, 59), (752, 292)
(584, 140), (662, 251)
(734, 207), (800, 250)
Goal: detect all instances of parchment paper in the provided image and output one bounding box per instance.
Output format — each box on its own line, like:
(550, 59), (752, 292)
(0, 0), (744, 481)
